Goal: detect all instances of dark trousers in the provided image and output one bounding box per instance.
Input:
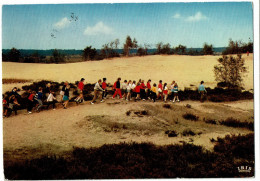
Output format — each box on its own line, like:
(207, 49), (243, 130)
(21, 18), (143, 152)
(102, 89), (108, 99)
(151, 92), (157, 102)
(140, 89), (146, 99)
(27, 100), (35, 112)
(47, 101), (56, 109)
(147, 89), (151, 98)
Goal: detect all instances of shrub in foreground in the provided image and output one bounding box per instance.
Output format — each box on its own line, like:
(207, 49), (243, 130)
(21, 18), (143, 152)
(4, 134), (254, 179)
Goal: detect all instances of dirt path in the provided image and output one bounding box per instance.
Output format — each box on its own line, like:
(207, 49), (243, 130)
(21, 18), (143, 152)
(3, 98), (254, 161)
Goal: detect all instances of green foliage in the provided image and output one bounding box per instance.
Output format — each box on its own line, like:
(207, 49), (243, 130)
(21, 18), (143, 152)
(100, 39), (120, 59)
(123, 35), (138, 56)
(214, 54), (247, 89)
(2, 47), (21, 62)
(5, 135), (254, 179)
(222, 39), (253, 55)
(156, 42), (171, 54)
(82, 46), (97, 61)
(174, 44), (186, 55)
(202, 43), (214, 55)
(51, 49), (66, 63)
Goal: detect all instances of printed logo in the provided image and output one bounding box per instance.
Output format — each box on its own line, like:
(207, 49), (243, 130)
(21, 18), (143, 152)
(237, 166), (252, 173)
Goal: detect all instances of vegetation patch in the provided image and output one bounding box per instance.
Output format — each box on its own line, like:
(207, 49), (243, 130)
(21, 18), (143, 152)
(165, 130), (178, 137)
(4, 135), (254, 179)
(3, 78), (32, 84)
(219, 117), (253, 131)
(182, 129), (196, 136)
(182, 113), (199, 121)
(163, 104), (171, 109)
(205, 119), (217, 125)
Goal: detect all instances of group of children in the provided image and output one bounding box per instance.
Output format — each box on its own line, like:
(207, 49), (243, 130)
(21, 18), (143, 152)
(3, 78), (207, 117)
(90, 77), (181, 104)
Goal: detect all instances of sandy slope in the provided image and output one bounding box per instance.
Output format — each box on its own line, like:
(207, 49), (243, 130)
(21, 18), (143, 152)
(2, 54), (253, 92)
(3, 98), (253, 161)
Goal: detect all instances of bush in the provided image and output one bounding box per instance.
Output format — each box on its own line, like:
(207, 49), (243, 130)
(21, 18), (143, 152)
(182, 129), (196, 136)
(219, 117), (254, 131)
(183, 113), (199, 121)
(214, 54), (247, 89)
(5, 139), (254, 179)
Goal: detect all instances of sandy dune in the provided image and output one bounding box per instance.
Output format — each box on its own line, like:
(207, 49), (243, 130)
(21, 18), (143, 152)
(2, 54), (253, 92)
(3, 98), (253, 161)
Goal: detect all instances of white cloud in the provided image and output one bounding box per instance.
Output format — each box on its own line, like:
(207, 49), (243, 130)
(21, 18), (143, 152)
(84, 21), (113, 36)
(185, 12), (208, 22)
(53, 17), (71, 29)
(173, 13), (181, 19)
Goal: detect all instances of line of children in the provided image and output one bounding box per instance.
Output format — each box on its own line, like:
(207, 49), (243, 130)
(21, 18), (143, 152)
(3, 79), (191, 117)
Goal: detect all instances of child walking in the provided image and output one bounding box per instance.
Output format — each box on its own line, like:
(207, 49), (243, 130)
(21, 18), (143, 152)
(91, 79), (104, 104)
(146, 79), (151, 99)
(135, 82), (141, 100)
(163, 83), (169, 102)
(126, 80), (132, 101)
(27, 91), (36, 114)
(157, 80), (163, 101)
(173, 83), (180, 103)
(140, 80), (146, 100)
(47, 90), (57, 110)
(151, 83), (157, 102)
(35, 88), (44, 112)
(62, 84), (70, 109)
(131, 81), (136, 100)
(102, 78), (108, 99)
(113, 78), (123, 99)
(75, 78), (85, 104)
(122, 80), (128, 99)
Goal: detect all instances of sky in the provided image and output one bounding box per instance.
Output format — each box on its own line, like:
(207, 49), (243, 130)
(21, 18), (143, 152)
(2, 2), (253, 49)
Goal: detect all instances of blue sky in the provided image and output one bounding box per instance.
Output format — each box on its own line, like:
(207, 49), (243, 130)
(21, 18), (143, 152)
(2, 2), (253, 49)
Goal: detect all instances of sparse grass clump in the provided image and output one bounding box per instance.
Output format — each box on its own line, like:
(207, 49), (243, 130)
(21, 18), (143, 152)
(182, 129), (196, 136)
(163, 104), (171, 109)
(3, 78), (32, 84)
(182, 113), (199, 121)
(165, 130), (178, 137)
(220, 117), (254, 131)
(205, 119), (217, 125)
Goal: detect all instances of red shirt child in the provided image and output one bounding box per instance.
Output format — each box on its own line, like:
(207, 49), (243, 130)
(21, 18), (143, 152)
(78, 81), (84, 91)
(102, 82), (107, 89)
(135, 85), (141, 93)
(147, 82), (151, 89)
(140, 82), (146, 89)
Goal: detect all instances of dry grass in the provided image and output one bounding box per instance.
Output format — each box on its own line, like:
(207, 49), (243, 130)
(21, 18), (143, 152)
(2, 78), (32, 84)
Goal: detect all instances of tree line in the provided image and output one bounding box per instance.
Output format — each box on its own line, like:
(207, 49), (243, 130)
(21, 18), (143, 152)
(2, 36), (253, 63)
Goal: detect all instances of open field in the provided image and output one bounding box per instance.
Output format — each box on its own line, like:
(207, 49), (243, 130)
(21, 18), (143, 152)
(2, 54), (254, 93)
(2, 54), (254, 178)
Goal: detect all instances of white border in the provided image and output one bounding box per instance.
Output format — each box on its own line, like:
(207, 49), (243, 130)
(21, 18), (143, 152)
(0, 1), (259, 181)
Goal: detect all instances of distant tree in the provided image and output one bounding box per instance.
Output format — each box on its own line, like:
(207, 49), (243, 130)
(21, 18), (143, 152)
(114, 39), (120, 49)
(174, 45), (186, 55)
(214, 54), (247, 89)
(203, 43), (214, 55)
(82, 46), (97, 61)
(123, 35), (137, 56)
(7, 48), (21, 62)
(156, 42), (163, 54)
(161, 43), (171, 54)
(222, 39), (243, 55)
(144, 43), (151, 55)
(52, 49), (65, 63)
(137, 47), (146, 56)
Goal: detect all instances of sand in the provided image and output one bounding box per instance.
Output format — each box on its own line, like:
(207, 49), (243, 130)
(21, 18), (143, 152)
(3, 98), (253, 161)
(2, 54), (254, 93)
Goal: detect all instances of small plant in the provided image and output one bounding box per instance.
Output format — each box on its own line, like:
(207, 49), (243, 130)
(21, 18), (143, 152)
(182, 129), (196, 136)
(205, 119), (217, 125)
(163, 104), (171, 109)
(126, 111), (131, 116)
(220, 117), (253, 131)
(165, 130), (178, 137)
(185, 104), (192, 108)
(182, 113), (199, 121)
